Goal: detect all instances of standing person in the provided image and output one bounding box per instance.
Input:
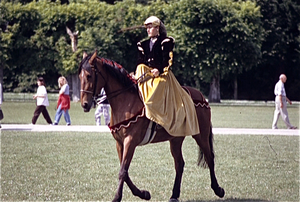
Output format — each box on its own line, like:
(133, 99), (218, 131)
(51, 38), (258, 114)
(272, 74), (297, 129)
(31, 77), (53, 125)
(53, 76), (71, 126)
(135, 16), (199, 137)
(95, 88), (110, 126)
(0, 83), (3, 128)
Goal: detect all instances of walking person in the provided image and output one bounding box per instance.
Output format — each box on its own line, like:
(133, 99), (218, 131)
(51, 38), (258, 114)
(95, 88), (110, 126)
(53, 76), (71, 125)
(0, 83), (3, 128)
(31, 77), (53, 125)
(272, 74), (297, 129)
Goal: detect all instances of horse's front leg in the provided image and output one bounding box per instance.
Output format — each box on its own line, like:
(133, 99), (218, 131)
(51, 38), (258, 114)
(112, 137), (150, 202)
(113, 141), (126, 202)
(125, 175), (151, 200)
(169, 137), (185, 202)
(113, 166), (127, 202)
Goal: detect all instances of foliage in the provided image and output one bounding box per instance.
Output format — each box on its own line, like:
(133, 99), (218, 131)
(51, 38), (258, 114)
(0, 1), (61, 91)
(168, 0), (263, 99)
(0, 0), (299, 101)
(0, 4), (12, 68)
(243, 0), (300, 100)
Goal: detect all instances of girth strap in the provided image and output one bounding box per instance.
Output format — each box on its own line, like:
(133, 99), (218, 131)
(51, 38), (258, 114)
(138, 121), (157, 146)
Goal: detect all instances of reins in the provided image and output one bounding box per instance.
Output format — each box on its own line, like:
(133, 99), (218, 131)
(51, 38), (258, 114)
(80, 59), (151, 105)
(87, 62), (138, 103)
(136, 71), (151, 83)
(104, 71), (151, 101)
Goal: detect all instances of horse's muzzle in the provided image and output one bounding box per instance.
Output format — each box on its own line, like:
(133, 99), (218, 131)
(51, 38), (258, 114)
(82, 102), (91, 112)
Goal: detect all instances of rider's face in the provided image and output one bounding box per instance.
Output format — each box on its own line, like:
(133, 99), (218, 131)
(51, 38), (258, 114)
(146, 24), (159, 38)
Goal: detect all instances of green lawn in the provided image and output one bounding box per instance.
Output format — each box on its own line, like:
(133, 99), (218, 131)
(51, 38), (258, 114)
(1, 131), (299, 201)
(1, 100), (299, 128)
(0, 99), (299, 201)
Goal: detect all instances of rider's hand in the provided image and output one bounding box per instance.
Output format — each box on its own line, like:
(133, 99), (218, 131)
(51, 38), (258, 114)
(151, 68), (160, 77)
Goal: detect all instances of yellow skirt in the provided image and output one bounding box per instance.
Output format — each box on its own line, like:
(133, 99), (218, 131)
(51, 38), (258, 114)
(135, 64), (200, 137)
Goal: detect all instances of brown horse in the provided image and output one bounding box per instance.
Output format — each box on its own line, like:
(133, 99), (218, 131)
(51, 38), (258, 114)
(79, 51), (225, 202)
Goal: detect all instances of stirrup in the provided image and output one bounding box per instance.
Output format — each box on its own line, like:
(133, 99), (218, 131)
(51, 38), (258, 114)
(156, 124), (163, 130)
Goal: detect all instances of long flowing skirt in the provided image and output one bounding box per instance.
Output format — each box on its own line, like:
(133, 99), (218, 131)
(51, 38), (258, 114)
(135, 64), (200, 137)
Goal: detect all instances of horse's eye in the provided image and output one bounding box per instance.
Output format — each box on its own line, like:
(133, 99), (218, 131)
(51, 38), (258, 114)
(87, 75), (92, 80)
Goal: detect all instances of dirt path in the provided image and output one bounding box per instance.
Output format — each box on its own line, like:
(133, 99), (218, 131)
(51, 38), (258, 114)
(1, 124), (298, 136)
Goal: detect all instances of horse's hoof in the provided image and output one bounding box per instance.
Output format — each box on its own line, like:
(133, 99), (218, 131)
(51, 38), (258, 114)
(169, 198), (179, 202)
(141, 190), (151, 200)
(214, 187), (225, 198)
(112, 198), (121, 202)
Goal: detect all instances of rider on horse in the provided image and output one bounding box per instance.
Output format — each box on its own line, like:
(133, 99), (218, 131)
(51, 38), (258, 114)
(135, 16), (200, 137)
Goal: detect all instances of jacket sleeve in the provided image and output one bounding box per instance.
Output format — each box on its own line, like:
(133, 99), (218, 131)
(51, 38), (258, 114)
(161, 37), (175, 73)
(137, 41), (145, 66)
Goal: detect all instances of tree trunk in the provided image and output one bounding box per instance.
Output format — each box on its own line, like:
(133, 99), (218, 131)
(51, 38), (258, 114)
(234, 74), (238, 100)
(208, 75), (221, 103)
(66, 27), (80, 102)
(0, 64), (3, 102)
(67, 74), (80, 102)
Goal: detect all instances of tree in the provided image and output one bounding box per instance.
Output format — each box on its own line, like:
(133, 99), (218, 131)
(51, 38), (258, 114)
(168, 0), (263, 102)
(250, 0), (300, 100)
(0, 2), (61, 92)
(1, 0), (298, 102)
(0, 4), (10, 94)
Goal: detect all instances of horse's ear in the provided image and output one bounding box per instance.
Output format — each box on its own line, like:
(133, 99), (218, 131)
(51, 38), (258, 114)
(83, 51), (88, 59)
(89, 50), (97, 64)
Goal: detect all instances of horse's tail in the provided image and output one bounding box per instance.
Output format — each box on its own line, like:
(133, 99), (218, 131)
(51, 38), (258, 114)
(197, 124), (214, 168)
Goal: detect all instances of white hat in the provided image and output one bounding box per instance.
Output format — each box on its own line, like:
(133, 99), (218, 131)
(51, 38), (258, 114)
(144, 16), (161, 27)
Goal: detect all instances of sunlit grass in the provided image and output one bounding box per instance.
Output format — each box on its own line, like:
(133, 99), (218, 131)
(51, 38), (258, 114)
(1, 131), (299, 201)
(1, 97), (299, 201)
(1, 101), (299, 128)
(210, 105), (299, 129)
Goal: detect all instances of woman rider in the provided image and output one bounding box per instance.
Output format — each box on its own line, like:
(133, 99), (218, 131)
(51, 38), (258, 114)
(135, 16), (199, 137)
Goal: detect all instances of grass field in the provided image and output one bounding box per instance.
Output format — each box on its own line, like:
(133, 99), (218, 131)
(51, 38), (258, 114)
(1, 99), (299, 201)
(1, 131), (299, 201)
(1, 100), (299, 128)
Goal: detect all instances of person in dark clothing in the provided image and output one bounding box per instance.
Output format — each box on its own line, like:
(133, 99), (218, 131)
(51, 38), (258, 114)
(134, 16), (199, 137)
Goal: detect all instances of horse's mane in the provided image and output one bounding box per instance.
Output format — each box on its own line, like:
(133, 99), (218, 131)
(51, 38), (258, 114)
(79, 54), (137, 88)
(99, 56), (137, 87)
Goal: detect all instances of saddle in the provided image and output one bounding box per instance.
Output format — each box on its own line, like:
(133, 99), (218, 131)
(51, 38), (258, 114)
(182, 86), (210, 108)
(109, 85), (209, 144)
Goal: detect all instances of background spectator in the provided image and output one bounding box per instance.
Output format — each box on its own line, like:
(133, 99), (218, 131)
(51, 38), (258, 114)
(95, 88), (110, 126)
(53, 76), (71, 126)
(31, 77), (52, 125)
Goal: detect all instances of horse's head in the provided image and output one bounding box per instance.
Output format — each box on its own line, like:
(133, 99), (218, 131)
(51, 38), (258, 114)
(79, 51), (105, 112)
(79, 50), (138, 112)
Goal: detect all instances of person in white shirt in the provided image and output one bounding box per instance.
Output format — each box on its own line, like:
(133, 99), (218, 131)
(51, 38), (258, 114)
(31, 77), (53, 125)
(272, 74), (296, 129)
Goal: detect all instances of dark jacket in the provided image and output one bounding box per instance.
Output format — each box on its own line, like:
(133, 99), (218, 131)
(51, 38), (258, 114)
(137, 35), (175, 74)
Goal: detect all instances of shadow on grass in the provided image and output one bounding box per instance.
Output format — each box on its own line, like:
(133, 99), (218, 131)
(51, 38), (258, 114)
(185, 198), (272, 202)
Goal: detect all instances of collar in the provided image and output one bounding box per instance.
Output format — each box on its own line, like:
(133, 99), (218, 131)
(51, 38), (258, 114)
(150, 37), (158, 43)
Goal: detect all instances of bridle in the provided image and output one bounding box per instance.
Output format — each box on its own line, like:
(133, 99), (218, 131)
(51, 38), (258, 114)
(80, 61), (136, 104)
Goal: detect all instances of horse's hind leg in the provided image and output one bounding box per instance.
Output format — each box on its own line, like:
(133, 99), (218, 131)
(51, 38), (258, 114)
(169, 137), (185, 201)
(192, 127), (225, 198)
